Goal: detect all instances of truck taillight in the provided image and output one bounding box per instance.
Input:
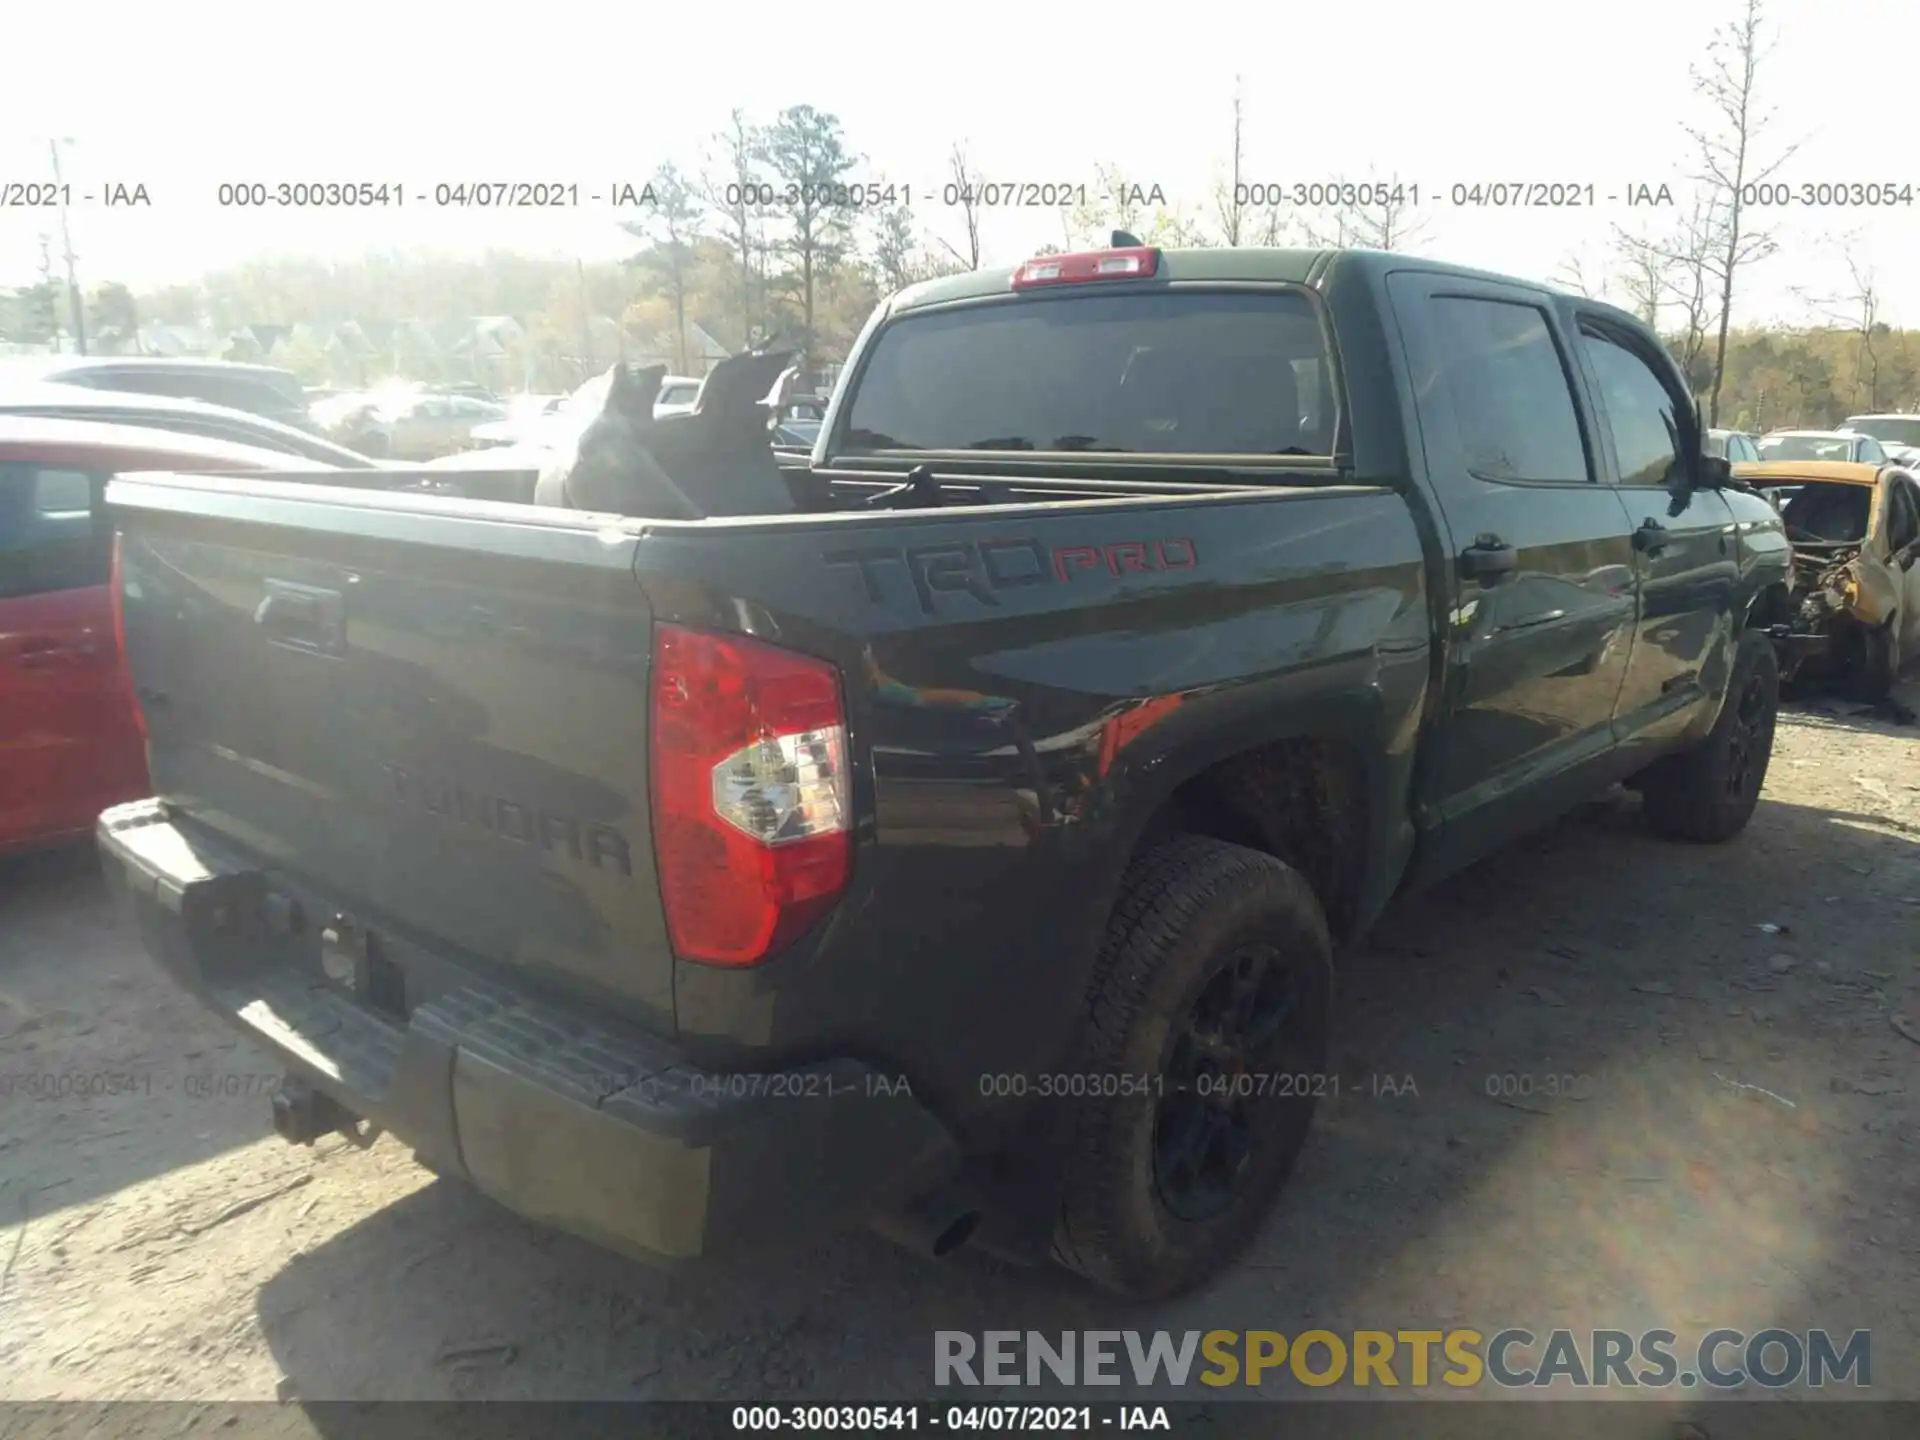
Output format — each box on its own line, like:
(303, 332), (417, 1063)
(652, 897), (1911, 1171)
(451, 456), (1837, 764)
(649, 624), (851, 966)
(109, 532), (147, 740)
(1010, 246), (1159, 290)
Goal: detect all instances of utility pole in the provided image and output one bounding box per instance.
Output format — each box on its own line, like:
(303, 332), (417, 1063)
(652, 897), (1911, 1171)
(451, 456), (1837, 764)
(49, 139), (87, 354)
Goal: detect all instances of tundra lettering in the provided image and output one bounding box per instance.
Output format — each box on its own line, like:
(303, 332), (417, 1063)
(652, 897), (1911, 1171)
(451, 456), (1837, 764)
(380, 762), (632, 877)
(829, 537), (1200, 611)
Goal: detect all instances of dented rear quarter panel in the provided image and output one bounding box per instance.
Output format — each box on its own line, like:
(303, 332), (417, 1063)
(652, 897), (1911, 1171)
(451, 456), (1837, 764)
(630, 486), (1431, 1134)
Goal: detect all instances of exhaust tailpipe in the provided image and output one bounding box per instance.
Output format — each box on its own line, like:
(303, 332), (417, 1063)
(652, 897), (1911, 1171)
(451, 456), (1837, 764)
(872, 1182), (984, 1260)
(270, 1074), (361, 1146)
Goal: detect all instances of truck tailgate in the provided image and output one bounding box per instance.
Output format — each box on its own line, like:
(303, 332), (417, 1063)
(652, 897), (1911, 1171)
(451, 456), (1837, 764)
(109, 474), (675, 1028)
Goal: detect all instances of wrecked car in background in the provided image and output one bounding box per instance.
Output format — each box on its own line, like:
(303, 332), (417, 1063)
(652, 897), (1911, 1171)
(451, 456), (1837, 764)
(1735, 459), (1920, 699)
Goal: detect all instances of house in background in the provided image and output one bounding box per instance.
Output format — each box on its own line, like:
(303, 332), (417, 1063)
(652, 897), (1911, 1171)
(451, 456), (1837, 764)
(133, 321), (224, 356)
(626, 321), (733, 378)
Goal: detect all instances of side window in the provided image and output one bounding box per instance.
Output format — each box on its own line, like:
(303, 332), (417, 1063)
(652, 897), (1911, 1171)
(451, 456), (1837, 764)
(1427, 297), (1590, 483)
(1889, 479), (1920, 552)
(0, 465), (109, 599)
(1577, 324), (1686, 487)
(203, 379), (281, 414)
(1860, 438), (1887, 464)
(96, 371), (197, 400)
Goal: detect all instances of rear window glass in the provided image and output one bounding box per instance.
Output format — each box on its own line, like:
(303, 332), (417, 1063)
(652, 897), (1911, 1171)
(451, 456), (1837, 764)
(0, 465), (106, 598)
(1760, 434), (1856, 462)
(79, 368), (306, 417)
(1847, 417), (1920, 448)
(1779, 482), (1871, 543)
(840, 290), (1335, 456)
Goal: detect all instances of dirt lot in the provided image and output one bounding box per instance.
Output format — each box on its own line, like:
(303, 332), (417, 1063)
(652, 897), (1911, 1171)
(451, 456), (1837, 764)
(2, 695), (1918, 1412)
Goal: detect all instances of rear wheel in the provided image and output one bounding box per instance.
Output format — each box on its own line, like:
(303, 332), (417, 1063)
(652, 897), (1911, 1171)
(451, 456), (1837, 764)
(1052, 836), (1332, 1299)
(1639, 629), (1779, 843)
(1848, 619), (1898, 703)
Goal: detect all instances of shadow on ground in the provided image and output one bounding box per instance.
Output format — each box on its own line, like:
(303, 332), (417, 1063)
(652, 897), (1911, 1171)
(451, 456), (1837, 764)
(252, 778), (1920, 1406)
(0, 844), (278, 1220)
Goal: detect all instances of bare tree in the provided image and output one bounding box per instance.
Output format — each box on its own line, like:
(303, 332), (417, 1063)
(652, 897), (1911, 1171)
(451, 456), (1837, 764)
(1068, 163), (1141, 247)
(699, 110), (769, 350)
(1665, 202), (1721, 399)
(1842, 254), (1884, 412)
(1296, 173), (1433, 252)
(1552, 251), (1603, 300)
(1610, 227), (1671, 328)
(1208, 78), (1248, 247)
(937, 143), (983, 270)
(621, 163), (701, 373)
(1254, 200), (1290, 246)
(1686, 0), (1799, 424)
(872, 205), (924, 293)
(1067, 164), (1192, 247)
(1628, 191), (1720, 400)
(1794, 238), (1884, 412)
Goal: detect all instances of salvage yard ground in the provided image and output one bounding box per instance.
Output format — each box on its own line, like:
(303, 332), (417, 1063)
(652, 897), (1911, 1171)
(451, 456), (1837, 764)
(2, 694), (1918, 1410)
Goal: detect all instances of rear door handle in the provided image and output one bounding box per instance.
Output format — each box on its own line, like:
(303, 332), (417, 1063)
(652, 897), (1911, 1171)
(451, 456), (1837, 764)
(1633, 519), (1669, 555)
(1458, 535), (1518, 583)
(255, 579), (347, 656)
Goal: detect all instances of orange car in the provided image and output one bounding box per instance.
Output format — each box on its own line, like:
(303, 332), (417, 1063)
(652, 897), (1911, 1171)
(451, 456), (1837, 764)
(1733, 459), (1920, 697)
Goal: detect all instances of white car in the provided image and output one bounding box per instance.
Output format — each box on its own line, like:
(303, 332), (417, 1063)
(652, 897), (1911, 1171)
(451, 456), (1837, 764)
(1756, 429), (1891, 465)
(465, 371), (705, 451)
(652, 375), (704, 416)
(1705, 428), (1760, 463)
(1840, 414), (1920, 465)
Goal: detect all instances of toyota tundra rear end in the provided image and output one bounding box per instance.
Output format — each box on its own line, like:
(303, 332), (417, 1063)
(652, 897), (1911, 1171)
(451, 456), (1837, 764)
(97, 244), (1429, 1277)
(97, 480), (980, 1263)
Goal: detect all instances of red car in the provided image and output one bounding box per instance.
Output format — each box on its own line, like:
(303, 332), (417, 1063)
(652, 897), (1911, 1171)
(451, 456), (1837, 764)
(1, 415), (323, 856)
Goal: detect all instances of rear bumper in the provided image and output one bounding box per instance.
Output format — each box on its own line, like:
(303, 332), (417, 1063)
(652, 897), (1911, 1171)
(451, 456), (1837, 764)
(96, 798), (960, 1264)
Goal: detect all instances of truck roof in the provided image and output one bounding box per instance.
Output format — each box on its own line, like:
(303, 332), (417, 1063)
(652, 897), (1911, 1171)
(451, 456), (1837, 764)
(886, 245), (1599, 316)
(1733, 459), (1886, 487)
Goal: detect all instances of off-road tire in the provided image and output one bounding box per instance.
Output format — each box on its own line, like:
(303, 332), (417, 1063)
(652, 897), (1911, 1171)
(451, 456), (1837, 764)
(1639, 629), (1779, 843)
(1052, 836), (1332, 1299)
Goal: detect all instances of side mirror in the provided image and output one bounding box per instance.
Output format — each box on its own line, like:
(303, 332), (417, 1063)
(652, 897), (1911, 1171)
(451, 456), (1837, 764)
(1699, 454), (1733, 490)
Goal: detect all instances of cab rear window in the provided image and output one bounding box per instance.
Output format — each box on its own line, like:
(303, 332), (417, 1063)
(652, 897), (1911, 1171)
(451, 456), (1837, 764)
(0, 464), (108, 598)
(840, 290), (1335, 457)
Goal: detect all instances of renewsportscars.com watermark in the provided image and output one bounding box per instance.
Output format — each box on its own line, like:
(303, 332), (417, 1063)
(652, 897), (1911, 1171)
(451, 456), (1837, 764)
(935, 1328), (1871, 1390)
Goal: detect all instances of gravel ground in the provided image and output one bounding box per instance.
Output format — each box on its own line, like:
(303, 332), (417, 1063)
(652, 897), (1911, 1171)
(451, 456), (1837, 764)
(2, 694), (1917, 1418)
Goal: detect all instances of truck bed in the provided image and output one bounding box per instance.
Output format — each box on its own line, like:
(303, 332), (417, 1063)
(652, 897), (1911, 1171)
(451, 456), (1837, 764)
(109, 464), (1428, 1069)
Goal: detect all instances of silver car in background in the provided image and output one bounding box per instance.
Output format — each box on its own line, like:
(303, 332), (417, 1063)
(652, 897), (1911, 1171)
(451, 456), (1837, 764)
(1758, 429), (1890, 464)
(1841, 413), (1920, 465)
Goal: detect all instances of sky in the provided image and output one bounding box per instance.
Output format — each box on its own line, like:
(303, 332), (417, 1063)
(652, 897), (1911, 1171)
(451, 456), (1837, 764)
(3, 0), (1916, 327)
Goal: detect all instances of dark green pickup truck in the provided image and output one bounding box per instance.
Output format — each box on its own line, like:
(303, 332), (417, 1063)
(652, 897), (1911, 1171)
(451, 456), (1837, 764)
(98, 244), (1790, 1299)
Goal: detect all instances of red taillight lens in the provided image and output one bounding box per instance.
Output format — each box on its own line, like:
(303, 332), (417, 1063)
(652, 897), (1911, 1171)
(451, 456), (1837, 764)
(649, 624), (851, 966)
(109, 531), (147, 740)
(1010, 246), (1160, 290)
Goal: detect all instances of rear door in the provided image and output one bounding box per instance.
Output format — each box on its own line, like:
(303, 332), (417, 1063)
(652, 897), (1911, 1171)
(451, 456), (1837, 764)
(1882, 471), (1920, 659)
(1568, 312), (1740, 758)
(0, 461), (145, 849)
(1386, 272), (1641, 875)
